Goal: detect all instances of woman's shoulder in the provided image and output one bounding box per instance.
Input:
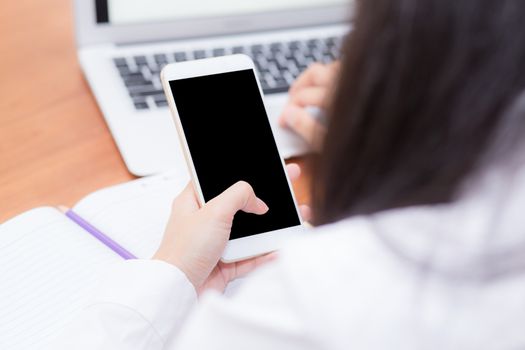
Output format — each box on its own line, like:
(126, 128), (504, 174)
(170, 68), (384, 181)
(279, 215), (408, 279)
(277, 214), (419, 307)
(264, 216), (425, 348)
(270, 210), (525, 349)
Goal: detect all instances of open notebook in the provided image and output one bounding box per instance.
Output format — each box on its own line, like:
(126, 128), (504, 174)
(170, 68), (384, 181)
(0, 171), (189, 349)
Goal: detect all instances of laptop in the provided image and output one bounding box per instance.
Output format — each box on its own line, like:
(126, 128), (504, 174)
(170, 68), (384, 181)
(74, 0), (351, 176)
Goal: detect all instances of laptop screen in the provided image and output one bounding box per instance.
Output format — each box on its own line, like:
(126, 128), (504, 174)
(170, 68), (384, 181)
(95, 0), (346, 25)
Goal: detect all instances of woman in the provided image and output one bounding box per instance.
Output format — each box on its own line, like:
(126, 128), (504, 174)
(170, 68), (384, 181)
(58, 0), (525, 348)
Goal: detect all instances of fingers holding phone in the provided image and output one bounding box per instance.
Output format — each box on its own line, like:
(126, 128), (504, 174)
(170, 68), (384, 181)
(154, 181), (268, 290)
(154, 163), (310, 293)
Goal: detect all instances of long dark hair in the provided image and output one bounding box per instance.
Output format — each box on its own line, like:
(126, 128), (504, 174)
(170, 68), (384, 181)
(314, 0), (525, 225)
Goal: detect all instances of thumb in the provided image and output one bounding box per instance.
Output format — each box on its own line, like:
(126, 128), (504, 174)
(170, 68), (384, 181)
(206, 181), (269, 219)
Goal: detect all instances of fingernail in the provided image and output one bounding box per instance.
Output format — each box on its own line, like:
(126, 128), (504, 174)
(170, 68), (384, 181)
(257, 198), (270, 213)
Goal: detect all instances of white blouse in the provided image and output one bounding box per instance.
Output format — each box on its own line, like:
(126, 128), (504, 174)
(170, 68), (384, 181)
(55, 158), (525, 349)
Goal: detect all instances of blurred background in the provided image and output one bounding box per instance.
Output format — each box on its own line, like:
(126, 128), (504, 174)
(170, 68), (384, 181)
(0, 0), (350, 221)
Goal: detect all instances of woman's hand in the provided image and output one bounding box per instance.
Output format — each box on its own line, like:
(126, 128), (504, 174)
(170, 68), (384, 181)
(153, 164), (310, 295)
(279, 61), (340, 149)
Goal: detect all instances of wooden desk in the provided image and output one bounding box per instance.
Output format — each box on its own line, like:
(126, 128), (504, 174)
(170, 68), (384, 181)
(0, 0), (310, 223)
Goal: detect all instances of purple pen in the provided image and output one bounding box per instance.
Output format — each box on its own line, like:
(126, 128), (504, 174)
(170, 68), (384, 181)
(63, 208), (137, 260)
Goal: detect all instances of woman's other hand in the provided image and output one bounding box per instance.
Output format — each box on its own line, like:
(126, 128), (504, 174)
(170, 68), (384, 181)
(153, 164), (311, 295)
(279, 61), (340, 150)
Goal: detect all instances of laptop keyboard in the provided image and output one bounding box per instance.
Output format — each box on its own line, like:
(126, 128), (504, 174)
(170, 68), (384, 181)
(112, 35), (343, 110)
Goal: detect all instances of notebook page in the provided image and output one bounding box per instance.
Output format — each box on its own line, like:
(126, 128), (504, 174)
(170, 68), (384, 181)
(0, 207), (122, 349)
(73, 171), (189, 258)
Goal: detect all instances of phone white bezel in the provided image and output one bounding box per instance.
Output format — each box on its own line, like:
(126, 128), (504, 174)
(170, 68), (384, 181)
(161, 55), (304, 262)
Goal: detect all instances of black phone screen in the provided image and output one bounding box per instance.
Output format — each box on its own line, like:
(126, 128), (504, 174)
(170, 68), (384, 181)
(169, 69), (301, 240)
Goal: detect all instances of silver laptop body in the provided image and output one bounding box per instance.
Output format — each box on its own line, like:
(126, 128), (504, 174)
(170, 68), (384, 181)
(74, 0), (351, 176)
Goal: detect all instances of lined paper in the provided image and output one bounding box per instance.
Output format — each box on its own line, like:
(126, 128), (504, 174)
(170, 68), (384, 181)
(0, 207), (121, 349)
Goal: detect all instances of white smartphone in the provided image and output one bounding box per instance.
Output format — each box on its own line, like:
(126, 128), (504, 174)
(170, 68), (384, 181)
(161, 54), (304, 262)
